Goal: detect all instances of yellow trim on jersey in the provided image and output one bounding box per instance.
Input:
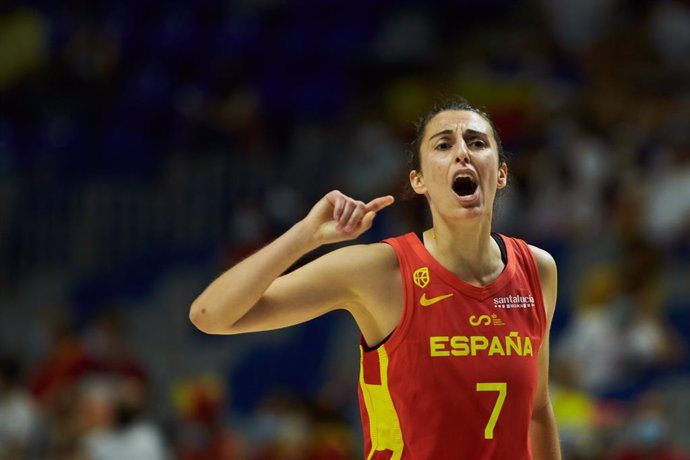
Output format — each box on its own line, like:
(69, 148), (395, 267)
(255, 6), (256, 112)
(359, 345), (404, 460)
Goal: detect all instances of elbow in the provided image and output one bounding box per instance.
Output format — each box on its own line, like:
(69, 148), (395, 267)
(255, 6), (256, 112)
(188, 301), (208, 331)
(189, 301), (223, 334)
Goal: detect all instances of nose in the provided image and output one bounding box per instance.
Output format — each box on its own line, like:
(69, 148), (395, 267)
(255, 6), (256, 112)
(455, 138), (471, 164)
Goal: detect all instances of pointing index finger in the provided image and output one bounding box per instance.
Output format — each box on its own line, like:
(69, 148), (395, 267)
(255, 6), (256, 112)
(365, 195), (395, 213)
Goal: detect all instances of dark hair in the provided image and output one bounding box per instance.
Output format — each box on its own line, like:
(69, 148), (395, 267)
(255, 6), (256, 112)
(407, 98), (507, 173)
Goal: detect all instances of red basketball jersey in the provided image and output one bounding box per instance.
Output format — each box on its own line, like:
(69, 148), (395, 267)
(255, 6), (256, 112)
(358, 232), (547, 460)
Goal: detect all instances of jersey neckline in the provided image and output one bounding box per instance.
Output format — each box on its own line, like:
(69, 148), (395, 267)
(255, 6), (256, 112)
(408, 231), (516, 300)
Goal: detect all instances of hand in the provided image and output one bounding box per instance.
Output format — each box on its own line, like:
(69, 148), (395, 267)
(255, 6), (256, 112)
(302, 190), (395, 246)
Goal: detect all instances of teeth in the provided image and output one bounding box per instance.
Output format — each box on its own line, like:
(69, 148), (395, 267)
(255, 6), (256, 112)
(454, 173), (475, 182)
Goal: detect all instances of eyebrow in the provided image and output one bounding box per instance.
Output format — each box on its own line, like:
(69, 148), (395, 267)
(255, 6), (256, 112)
(427, 129), (455, 141)
(427, 128), (489, 141)
(464, 129), (489, 138)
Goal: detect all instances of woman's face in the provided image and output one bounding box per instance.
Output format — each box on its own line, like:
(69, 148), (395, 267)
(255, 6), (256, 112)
(410, 110), (507, 222)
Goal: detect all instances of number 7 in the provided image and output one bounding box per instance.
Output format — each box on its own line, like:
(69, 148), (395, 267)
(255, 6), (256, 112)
(476, 382), (507, 439)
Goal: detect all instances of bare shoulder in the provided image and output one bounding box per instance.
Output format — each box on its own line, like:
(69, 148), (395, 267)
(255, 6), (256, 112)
(527, 245), (557, 280)
(328, 241), (398, 268)
(350, 241), (399, 279)
(325, 242), (400, 293)
(294, 241), (399, 300)
(527, 244), (557, 322)
(311, 241), (395, 276)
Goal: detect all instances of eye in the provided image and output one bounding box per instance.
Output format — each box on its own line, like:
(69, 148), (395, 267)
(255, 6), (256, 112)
(468, 139), (487, 149)
(435, 141), (452, 151)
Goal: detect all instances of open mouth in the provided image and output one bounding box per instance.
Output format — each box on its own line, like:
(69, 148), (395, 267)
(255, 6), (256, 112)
(452, 175), (478, 197)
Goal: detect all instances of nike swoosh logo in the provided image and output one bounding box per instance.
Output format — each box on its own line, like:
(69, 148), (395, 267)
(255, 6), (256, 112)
(420, 292), (454, 307)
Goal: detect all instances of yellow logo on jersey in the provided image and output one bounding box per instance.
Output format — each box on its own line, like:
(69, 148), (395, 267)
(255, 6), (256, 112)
(469, 315), (491, 326)
(429, 332), (533, 357)
(413, 267), (430, 288)
(420, 292), (454, 307)
(469, 314), (506, 326)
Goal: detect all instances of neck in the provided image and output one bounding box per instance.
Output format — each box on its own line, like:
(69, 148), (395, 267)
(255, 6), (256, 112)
(424, 212), (504, 287)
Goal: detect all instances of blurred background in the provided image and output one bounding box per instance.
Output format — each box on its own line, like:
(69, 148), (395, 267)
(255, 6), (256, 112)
(1, 0), (689, 459)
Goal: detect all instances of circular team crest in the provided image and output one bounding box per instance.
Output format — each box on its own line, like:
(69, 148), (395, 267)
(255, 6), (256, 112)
(413, 267), (430, 288)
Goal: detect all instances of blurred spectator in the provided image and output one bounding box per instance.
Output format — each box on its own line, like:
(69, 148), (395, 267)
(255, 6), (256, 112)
(554, 258), (683, 396)
(81, 308), (148, 386)
(606, 392), (690, 460)
(29, 313), (90, 408)
(75, 378), (116, 458)
(550, 361), (600, 460)
(304, 400), (355, 460)
(555, 265), (628, 394)
(78, 376), (168, 460)
(645, 149), (690, 246)
(249, 397), (311, 460)
(249, 394), (354, 460)
(171, 373), (245, 460)
(0, 355), (40, 460)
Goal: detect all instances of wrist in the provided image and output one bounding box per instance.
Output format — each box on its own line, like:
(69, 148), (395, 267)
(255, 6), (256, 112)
(292, 219), (322, 252)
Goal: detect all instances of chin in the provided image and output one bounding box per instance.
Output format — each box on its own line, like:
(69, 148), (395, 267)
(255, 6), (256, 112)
(454, 206), (486, 221)
(452, 191), (486, 218)
(439, 201), (487, 222)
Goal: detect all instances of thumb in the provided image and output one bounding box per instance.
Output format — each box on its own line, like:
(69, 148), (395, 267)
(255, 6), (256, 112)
(365, 195), (395, 213)
(360, 210), (377, 230)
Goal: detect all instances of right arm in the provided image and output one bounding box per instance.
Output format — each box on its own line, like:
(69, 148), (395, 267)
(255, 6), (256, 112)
(189, 190), (395, 335)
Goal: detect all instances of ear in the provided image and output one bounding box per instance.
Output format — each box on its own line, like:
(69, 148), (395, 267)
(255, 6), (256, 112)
(409, 170), (427, 195)
(497, 162), (508, 190)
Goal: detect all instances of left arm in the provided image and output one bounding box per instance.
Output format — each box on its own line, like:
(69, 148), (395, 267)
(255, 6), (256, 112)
(528, 245), (561, 460)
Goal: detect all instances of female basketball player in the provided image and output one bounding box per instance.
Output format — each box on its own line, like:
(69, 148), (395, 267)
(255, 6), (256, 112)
(190, 100), (561, 459)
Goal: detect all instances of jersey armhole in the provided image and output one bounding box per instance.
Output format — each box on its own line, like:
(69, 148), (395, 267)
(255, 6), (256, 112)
(491, 232), (508, 265)
(361, 329), (395, 351)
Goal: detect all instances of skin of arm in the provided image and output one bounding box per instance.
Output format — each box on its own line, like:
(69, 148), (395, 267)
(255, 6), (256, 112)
(189, 190), (395, 336)
(529, 245), (562, 460)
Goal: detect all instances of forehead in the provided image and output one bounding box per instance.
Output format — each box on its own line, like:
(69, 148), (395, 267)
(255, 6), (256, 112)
(424, 110), (493, 139)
